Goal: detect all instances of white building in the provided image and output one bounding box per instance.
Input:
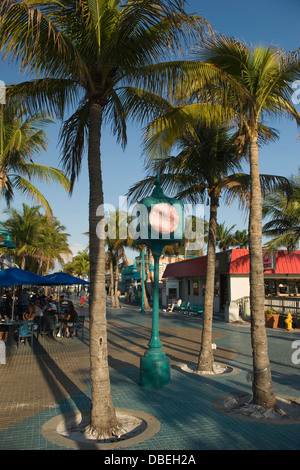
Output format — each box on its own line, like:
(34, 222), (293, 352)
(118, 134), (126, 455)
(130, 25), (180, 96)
(162, 249), (300, 318)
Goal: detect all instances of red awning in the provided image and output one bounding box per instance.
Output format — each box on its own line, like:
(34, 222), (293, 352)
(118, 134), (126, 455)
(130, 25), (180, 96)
(162, 249), (300, 278)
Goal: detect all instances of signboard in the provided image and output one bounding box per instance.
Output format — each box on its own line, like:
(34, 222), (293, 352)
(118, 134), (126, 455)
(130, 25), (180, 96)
(263, 251), (276, 271)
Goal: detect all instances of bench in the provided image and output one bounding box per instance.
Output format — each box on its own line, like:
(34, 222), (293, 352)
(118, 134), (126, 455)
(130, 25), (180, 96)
(186, 303), (204, 315)
(173, 301), (190, 313)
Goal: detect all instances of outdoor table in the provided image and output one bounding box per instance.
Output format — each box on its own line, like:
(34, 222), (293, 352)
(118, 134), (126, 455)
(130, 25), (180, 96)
(0, 320), (22, 345)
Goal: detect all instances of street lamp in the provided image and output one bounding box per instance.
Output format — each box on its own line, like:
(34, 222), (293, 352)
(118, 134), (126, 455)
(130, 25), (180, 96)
(133, 175), (184, 388)
(0, 222), (16, 268)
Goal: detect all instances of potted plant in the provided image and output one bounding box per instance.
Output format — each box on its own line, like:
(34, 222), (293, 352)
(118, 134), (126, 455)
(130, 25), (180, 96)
(265, 308), (280, 328)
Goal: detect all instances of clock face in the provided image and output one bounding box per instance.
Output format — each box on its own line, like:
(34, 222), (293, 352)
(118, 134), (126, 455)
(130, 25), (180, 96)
(149, 203), (179, 234)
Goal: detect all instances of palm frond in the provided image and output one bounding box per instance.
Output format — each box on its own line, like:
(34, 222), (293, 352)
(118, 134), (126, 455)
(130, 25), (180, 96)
(9, 175), (53, 217)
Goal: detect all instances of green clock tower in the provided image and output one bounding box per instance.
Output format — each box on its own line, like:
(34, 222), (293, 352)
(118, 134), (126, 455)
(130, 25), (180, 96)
(133, 176), (184, 387)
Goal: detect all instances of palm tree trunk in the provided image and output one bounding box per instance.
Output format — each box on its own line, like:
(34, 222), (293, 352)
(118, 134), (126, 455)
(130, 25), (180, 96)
(21, 256), (26, 270)
(110, 257), (115, 307)
(197, 192), (218, 372)
(114, 253), (120, 308)
(249, 131), (277, 409)
(86, 102), (120, 438)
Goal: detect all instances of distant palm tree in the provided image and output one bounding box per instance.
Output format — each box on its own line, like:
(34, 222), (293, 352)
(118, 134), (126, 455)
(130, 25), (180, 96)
(36, 216), (71, 275)
(0, 98), (70, 216)
(72, 249), (90, 278)
(3, 203), (42, 269)
(233, 229), (249, 249)
(3, 203), (71, 272)
(216, 222), (236, 252)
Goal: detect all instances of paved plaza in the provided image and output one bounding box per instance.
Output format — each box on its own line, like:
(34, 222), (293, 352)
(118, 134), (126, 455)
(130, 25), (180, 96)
(0, 294), (300, 451)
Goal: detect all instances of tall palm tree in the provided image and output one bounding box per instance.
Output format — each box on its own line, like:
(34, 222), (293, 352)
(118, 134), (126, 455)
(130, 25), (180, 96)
(129, 124), (250, 372)
(188, 35), (300, 408)
(0, 0), (208, 437)
(0, 98), (70, 216)
(263, 169), (300, 250)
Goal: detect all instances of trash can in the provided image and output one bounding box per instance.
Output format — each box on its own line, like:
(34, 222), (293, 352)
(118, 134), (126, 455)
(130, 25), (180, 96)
(225, 301), (239, 323)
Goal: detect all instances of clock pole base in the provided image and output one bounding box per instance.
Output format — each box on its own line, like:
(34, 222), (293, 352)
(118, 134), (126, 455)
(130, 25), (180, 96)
(140, 355), (170, 388)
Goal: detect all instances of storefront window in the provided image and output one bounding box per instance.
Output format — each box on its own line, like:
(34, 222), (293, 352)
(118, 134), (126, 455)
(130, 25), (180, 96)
(279, 282), (288, 294)
(193, 280), (199, 296)
(265, 280), (276, 296)
(287, 282), (297, 295)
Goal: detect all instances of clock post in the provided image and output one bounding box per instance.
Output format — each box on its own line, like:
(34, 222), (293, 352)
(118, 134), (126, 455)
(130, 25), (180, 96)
(133, 176), (184, 387)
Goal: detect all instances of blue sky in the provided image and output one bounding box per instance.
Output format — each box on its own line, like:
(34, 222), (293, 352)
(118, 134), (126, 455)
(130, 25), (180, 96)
(0, 0), (299, 260)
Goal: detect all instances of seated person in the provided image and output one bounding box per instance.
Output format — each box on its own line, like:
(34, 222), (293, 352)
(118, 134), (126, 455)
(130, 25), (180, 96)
(42, 298), (57, 317)
(163, 297), (182, 312)
(42, 301), (59, 335)
(59, 295), (69, 313)
(56, 301), (78, 338)
(23, 303), (36, 322)
(34, 299), (43, 317)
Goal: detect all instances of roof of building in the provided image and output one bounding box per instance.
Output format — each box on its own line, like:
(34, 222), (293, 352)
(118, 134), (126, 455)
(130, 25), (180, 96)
(162, 249), (300, 278)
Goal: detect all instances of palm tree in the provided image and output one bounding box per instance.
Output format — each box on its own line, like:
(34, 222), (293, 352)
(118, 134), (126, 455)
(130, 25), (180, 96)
(0, 0), (208, 437)
(3, 203), (43, 269)
(233, 229), (248, 249)
(188, 35), (300, 408)
(129, 118), (291, 376)
(263, 169), (300, 250)
(104, 209), (131, 308)
(63, 249), (90, 276)
(0, 98), (70, 216)
(35, 216), (71, 275)
(129, 124), (250, 372)
(72, 249), (90, 278)
(3, 203), (71, 272)
(216, 222), (236, 252)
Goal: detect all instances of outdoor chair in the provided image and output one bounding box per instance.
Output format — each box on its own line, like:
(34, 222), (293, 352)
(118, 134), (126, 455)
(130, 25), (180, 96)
(187, 303), (204, 315)
(73, 315), (85, 339)
(178, 301), (190, 314)
(16, 321), (34, 348)
(42, 314), (61, 338)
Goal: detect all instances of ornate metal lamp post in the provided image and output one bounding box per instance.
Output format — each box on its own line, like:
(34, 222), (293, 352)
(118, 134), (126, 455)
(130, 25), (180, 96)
(0, 222), (16, 269)
(133, 176), (184, 387)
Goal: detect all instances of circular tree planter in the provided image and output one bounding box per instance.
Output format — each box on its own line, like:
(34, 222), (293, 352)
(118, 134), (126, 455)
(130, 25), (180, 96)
(42, 408), (161, 450)
(213, 392), (300, 423)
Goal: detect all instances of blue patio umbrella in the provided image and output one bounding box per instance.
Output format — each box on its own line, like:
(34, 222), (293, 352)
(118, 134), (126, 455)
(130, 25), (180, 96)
(43, 272), (89, 285)
(0, 267), (51, 286)
(0, 267), (56, 320)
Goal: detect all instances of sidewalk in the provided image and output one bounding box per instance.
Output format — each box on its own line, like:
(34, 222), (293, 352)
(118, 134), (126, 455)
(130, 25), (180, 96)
(0, 297), (300, 450)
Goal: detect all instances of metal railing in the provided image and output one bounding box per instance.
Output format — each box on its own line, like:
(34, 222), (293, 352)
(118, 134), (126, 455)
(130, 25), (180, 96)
(234, 296), (300, 318)
(264, 297), (300, 316)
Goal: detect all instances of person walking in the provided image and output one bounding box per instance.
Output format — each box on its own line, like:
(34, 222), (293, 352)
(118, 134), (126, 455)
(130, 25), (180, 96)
(79, 289), (86, 307)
